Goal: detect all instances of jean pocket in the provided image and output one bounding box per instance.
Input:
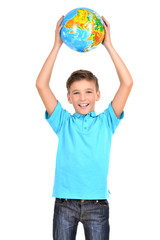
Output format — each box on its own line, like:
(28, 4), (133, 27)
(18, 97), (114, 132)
(97, 199), (109, 208)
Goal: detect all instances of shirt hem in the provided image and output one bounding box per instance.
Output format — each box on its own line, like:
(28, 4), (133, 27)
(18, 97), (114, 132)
(52, 193), (110, 200)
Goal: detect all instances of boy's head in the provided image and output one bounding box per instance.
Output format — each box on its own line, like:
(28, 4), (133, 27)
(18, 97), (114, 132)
(66, 70), (100, 115)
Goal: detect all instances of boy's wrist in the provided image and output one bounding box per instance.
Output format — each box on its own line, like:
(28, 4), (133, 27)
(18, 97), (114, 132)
(52, 43), (62, 52)
(104, 43), (113, 51)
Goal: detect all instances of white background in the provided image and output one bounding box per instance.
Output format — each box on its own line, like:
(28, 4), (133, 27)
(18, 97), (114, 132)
(0, 0), (160, 239)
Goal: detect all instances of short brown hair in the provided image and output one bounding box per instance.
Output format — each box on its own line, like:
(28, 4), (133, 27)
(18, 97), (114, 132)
(66, 70), (99, 94)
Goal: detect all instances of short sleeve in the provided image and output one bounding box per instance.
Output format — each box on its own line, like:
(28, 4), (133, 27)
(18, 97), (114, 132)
(103, 101), (124, 134)
(45, 101), (70, 135)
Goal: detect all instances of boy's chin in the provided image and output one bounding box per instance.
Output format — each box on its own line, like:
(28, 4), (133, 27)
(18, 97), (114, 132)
(76, 108), (91, 115)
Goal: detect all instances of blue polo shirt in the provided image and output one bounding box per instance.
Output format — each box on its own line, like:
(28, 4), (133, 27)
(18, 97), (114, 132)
(45, 100), (124, 199)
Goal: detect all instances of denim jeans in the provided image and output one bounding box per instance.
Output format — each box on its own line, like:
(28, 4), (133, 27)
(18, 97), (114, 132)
(53, 198), (110, 240)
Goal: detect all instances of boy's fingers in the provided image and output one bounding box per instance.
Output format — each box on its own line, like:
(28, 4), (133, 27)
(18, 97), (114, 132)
(59, 24), (63, 32)
(60, 15), (64, 22)
(102, 16), (109, 23)
(57, 16), (64, 26)
(102, 16), (110, 28)
(103, 22), (108, 28)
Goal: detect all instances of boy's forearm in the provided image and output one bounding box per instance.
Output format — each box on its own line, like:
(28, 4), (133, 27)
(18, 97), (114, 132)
(36, 45), (61, 88)
(105, 44), (133, 86)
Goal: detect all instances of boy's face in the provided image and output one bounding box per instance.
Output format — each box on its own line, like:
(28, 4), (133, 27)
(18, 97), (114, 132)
(67, 79), (100, 115)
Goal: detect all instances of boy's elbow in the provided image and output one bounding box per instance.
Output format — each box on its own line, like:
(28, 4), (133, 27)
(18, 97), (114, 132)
(35, 81), (38, 88)
(129, 79), (133, 88)
(36, 79), (49, 89)
(130, 77), (133, 86)
(36, 77), (43, 89)
(36, 78), (39, 88)
(36, 80), (44, 89)
(127, 77), (133, 88)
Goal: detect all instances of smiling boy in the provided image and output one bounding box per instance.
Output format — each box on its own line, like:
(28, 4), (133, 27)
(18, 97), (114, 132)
(36, 16), (133, 240)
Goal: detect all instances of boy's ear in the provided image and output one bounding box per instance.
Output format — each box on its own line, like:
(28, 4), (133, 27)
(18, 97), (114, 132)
(67, 93), (72, 104)
(96, 90), (101, 101)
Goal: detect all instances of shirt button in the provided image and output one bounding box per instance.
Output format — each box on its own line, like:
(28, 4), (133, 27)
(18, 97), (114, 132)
(84, 127), (87, 129)
(84, 120), (87, 122)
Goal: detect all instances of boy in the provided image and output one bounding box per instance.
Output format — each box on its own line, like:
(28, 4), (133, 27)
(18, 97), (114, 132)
(36, 16), (133, 240)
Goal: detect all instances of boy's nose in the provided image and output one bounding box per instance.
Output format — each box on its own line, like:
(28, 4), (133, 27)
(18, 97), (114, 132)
(80, 94), (86, 100)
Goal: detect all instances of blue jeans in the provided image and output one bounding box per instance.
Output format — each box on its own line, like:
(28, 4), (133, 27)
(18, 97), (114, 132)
(53, 198), (110, 240)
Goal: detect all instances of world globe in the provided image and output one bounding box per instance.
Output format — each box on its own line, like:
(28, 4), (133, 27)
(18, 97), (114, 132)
(60, 8), (105, 52)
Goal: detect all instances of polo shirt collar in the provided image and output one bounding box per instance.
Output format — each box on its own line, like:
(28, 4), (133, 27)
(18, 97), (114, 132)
(73, 111), (96, 118)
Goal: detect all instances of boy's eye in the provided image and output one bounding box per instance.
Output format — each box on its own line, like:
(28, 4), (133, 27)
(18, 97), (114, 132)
(73, 91), (92, 94)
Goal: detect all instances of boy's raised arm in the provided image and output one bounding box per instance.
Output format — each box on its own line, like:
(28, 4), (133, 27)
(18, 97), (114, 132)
(36, 16), (64, 116)
(102, 16), (133, 119)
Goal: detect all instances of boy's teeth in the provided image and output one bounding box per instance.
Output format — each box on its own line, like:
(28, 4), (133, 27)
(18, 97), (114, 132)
(79, 104), (88, 107)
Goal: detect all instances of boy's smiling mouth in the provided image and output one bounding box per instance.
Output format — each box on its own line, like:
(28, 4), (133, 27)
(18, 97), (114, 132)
(78, 103), (89, 109)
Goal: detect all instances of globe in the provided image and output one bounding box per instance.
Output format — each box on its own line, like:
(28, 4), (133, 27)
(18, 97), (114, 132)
(60, 8), (105, 52)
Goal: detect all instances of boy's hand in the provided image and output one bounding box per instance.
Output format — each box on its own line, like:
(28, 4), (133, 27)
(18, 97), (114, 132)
(101, 16), (112, 49)
(53, 16), (64, 49)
